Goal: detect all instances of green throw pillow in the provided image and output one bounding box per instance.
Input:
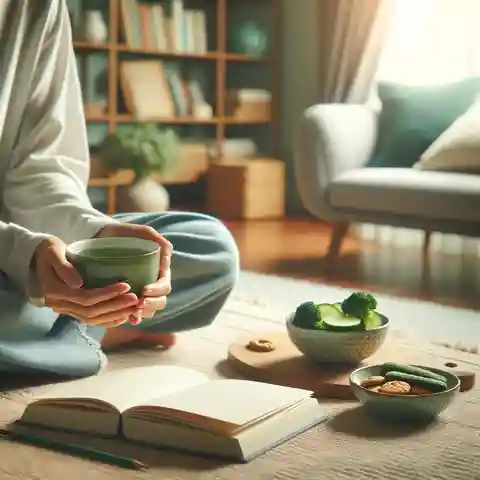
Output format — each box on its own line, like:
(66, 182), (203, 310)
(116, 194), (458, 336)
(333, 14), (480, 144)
(368, 77), (480, 168)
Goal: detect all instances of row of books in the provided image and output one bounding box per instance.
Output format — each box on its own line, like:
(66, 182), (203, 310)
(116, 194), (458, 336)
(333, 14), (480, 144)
(120, 0), (208, 53)
(119, 59), (212, 120)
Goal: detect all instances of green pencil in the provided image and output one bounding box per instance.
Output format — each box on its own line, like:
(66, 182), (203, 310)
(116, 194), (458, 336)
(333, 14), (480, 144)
(0, 428), (148, 471)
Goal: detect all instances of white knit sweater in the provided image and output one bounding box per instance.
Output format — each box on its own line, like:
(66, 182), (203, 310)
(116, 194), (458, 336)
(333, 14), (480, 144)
(0, 0), (116, 296)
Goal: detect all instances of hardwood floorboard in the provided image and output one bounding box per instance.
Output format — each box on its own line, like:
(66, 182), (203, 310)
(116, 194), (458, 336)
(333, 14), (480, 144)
(224, 217), (480, 311)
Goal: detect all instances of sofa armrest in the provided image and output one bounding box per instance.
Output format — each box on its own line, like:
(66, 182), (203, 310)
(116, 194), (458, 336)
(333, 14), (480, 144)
(294, 103), (378, 220)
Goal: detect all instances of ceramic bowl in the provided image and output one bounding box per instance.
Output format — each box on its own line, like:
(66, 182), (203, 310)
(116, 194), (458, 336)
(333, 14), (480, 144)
(286, 313), (390, 363)
(350, 364), (460, 422)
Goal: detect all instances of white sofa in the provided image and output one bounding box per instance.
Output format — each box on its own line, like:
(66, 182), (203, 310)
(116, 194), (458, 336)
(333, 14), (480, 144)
(294, 103), (480, 263)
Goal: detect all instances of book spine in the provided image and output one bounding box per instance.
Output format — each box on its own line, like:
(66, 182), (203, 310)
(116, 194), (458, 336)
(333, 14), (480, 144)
(165, 67), (189, 116)
(172, 0), (184, 52)
(128, 0), (143, 48)
(149, 5), (161, 51)
(138, 3), (152, 49)
(154, 5), (167, 51)
(119, 0), (134, 47)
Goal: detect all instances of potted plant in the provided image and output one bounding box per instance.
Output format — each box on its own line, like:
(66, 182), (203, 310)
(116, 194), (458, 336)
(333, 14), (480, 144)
(99, 124), (181, 212)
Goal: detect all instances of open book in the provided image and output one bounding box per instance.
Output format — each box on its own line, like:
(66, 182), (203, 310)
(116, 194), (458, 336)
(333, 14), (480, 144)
(17, 365), (326, 462)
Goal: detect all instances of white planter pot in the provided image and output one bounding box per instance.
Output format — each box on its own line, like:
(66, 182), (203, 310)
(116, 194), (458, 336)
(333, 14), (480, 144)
(118, 177), (170, 213)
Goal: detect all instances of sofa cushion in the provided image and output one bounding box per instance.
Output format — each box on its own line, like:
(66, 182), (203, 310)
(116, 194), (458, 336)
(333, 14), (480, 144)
(328, 168), (480, 223)
(414, 95), (480, 172)
(368, 78), (480, 168)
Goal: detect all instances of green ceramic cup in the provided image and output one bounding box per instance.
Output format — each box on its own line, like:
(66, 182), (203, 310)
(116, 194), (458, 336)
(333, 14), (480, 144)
(66, 237), (161, 296)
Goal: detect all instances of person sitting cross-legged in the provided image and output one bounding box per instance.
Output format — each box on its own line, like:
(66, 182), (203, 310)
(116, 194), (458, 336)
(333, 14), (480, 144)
(0, 0), (240, 378)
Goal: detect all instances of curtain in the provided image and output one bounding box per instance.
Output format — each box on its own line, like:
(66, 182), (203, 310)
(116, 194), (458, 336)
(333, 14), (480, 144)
(318, 0), (394, 103)
(355, 0), (480, 258)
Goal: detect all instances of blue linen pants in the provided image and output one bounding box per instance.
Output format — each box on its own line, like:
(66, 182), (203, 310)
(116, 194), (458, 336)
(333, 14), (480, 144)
(0, 211), (239, 377)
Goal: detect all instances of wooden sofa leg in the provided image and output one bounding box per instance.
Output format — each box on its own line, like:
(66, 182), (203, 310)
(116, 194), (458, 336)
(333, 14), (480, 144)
(325, 222), (350, 270)
(421, 230), (432, 294)
(422, 230), (432, 265)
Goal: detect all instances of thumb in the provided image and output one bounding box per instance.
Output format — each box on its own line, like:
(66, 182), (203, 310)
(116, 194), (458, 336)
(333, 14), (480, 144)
(50, 248), (83, 289)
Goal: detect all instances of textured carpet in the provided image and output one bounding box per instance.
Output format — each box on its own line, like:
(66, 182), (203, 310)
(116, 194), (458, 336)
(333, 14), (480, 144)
(0, 271), (479, 480)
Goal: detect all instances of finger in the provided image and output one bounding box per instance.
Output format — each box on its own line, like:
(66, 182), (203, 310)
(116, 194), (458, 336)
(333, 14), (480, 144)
(48, 293), (138, 319)
(128, 309), (143, 325)
(142, 305), (156, 319)
(142, 297), (167, 317)
(121, 226), (173, 271)
(43, 245), (83, 289)
(160, 252), (171, 275)
(50, 282), (133, 306)
(82, 306), (140, 326)
(101, 317), (130, 329)
(109, 225), (173, 252)
(147, 296), (167, 311)
(157, 260), (172, 283)
(142, 277), (171, 297)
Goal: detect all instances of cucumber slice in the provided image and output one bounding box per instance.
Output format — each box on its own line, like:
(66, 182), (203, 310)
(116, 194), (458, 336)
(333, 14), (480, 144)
(323, 315), (362, 331)
(317, 303), (343, 319)
(363, 311), (382, 329)
(332, 302), (343, 312)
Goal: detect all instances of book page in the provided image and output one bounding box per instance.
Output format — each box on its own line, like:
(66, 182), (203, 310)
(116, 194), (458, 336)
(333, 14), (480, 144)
(34, 365), (208, 412)
(130, 379), (312, 431)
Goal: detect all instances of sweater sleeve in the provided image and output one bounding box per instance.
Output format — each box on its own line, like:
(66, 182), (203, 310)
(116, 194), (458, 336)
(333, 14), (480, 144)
(2, 0), (118, 294)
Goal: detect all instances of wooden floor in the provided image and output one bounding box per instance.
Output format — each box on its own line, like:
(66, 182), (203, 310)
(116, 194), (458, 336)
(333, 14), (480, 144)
(224, 217), (480, 311)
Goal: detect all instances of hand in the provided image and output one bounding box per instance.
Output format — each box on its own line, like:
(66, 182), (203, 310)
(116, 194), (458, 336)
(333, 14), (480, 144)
(33, 237), (141, 328)
(97, 223), (173, 323)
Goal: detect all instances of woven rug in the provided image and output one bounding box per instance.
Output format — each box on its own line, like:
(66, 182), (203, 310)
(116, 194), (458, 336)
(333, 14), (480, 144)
(1, 270), (479, 480)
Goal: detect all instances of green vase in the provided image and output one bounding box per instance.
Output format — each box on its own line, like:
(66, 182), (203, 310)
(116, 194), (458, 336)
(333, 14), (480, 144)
(232, 21), (268, 57)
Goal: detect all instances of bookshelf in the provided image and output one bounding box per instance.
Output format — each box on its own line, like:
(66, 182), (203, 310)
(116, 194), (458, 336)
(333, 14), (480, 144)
(71, 0), (282, 214)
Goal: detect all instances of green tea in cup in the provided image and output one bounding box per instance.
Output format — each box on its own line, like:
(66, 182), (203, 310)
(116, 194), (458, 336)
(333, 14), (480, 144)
(66, 237), (161, 296)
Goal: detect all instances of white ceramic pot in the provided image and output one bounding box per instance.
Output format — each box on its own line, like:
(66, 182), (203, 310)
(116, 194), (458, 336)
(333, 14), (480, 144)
(118, 177), (170, 213)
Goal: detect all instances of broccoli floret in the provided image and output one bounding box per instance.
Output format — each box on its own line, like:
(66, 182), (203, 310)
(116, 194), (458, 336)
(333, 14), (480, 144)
(341, 292), (377, 327)
(292, 301), (322, 329)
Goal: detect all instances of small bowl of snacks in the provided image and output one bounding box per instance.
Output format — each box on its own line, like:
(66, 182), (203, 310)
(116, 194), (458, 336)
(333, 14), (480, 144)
(286, 292), (390, 363)
(350, 362), (460, 422)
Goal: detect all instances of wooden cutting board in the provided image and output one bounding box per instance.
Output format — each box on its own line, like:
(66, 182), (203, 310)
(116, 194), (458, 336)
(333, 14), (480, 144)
(227, 332), (476, 400)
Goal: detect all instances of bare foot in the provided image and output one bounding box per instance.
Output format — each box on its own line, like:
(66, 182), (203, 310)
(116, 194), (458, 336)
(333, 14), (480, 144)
(101, 327), (177, 351)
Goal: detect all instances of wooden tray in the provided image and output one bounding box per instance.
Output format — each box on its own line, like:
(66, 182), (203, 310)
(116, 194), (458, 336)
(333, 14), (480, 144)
(227, 332), (475, 400)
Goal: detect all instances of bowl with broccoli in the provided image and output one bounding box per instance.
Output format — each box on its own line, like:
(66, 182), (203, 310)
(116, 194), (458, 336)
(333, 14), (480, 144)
(286, 292), (390, 364)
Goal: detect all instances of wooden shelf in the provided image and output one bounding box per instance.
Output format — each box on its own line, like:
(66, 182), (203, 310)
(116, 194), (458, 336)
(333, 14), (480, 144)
(74, 0), (280, 212)
(85, 114), (110, 122)
(88, 169), (134, 187)
(73, 41), (111, 51)
(117, 44), (219, 60)
(224, 117), (271, 125)
(85, 114), (272, 125)
(225, 53), (269, 62)
(116, 114), (219, 124)
(74, 41), (268, 62)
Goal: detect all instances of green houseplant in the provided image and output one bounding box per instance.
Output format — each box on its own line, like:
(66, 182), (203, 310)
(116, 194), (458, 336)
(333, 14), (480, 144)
(99, 124), (181, 212)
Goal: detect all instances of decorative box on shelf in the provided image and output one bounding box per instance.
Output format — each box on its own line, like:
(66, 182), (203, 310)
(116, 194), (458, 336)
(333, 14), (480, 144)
(225, 89), (271, 122)
(206, 158), (285, 219)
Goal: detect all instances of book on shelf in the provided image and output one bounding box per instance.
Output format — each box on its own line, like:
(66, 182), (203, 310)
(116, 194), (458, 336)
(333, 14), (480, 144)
(119, 60), (176, 119)
(120, 0), (208, 54)
(120, 59), (212, 120)
(14, 365), (326, 462)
